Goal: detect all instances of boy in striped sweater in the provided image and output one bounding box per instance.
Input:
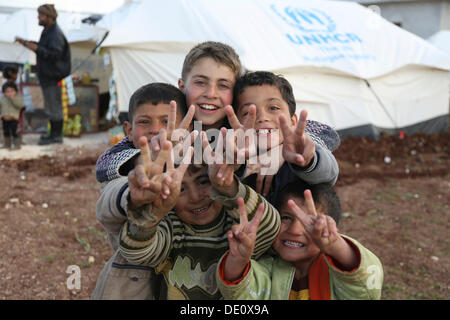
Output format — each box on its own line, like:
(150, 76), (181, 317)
(116, 131), (280, 299)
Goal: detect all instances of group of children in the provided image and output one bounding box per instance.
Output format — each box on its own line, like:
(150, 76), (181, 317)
(92, 41), (383, 300)
(0, 66), (23, 150)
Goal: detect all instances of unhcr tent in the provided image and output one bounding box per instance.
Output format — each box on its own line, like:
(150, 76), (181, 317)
(428, 31), (450, 57)
(102, 0), (450, 138)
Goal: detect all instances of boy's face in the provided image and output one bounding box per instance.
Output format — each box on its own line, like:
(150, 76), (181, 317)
(236, 85), (297, 151)
(178, 57), (235, 129)
(273, 196), (321, 264)
(125, 102), (182, 145)
(4, 87), (17, 99)
(174, 166), (223, 226)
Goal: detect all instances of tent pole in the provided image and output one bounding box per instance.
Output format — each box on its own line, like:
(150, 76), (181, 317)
(364, 79), (398, 133)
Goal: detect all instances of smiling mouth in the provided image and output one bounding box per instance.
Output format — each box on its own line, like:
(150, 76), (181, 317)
(282, 240), (305, 249)
(198, 104), (220, 113)
(256, 128), (278, 135)
(190, 203), (212, 216)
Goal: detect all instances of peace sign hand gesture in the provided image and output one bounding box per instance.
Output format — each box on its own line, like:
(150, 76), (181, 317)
(225, 104), (257, 161)
(153, 145), (194, 217)
(150, 101), (196, 155)
(287, 190), (359, 270)
(128, 135), (172, 209)
(279, 110), (315, 167)
(202, 129), (237, 197)
(223, 198), (265, 282)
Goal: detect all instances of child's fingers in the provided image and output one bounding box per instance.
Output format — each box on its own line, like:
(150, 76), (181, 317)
(159, 128), (168, 145)
(214, 127), (225, 164)
(167, 100), (177, 138)
(326, 216), (338, 236)
(242, 104), (256, 131)
(313, 215), (329, 239)
(133, 164), (150, 188)
(161, 174), (172, 198)
(237, 197), (248, 230)
(138, 136), (152, 174)
(304, 190), (317, 216)
(294, 109), (308, 138)
(225, 105), (242, 130)
(201, 131), (215, 163)
(248, 203), (265, 232)
(278, 114), (293, 141)
(178, 105), (195, 130)
(150, 135), (161, 156)
(147, 179), (163, 195)
(287, 199), (313, 228)
(175, 146), (193, 180)
(152, 139), (172, 174)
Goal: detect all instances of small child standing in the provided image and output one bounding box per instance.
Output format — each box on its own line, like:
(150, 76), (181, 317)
(217, 181), (384, 300)
(0, 81), (23, 150)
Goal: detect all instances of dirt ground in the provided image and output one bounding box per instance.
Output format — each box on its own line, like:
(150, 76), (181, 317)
(0, 131), (448, 300)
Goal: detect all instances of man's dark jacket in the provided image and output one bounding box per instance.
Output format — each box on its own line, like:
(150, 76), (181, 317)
(35, 23), (71, 87)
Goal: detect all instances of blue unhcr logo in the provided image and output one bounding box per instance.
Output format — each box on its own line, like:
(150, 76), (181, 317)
(269, 3), (364, 47)
(270, 4), (336, 33)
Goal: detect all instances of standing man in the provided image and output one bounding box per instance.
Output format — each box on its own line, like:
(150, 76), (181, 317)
(15, 4), (71, 145)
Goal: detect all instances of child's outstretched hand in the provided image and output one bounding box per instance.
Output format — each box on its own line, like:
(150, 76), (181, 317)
(128, 135), (172, 209)
(287, 190), (340, 252)
(225, 104), (257, 161)
(287, 190), (359, 270)
(153, 145), (194, 216)
(279, 110), (315, 167)
(224, 198), (265, 282)
(202, 129), (237, 197)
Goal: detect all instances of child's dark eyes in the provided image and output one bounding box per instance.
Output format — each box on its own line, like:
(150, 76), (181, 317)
(281, 215), (293, 222)
(199, 178), (211, 186)
(269, 105), (280, 111)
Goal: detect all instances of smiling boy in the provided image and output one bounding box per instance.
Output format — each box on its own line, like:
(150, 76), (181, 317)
(117, 145), (280, 300)
(178, 41), (241, 130)
(233, 71), (340, 204)
(217, 181), (383, 300)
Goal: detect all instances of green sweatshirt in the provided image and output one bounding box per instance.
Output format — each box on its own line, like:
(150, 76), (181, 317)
(217, 235), (383, 300)
(0, 95), (23, 119)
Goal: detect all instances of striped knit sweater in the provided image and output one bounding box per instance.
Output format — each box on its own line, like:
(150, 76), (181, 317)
(119, 181), (280, 300)
(95, 120), (340, 183)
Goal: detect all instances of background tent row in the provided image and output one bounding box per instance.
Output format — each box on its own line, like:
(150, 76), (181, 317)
(99, 0), (450, 138)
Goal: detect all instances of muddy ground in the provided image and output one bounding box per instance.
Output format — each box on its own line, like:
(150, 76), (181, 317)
(0, 132), (448, 300)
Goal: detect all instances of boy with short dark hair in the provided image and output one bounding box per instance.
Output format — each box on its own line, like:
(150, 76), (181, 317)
(96, 82), (188, 182)
(92, 82), (191, 300)
(217, 181), (384, 300)
(0, 81), (23, 150)
(232, 70), (340, 204)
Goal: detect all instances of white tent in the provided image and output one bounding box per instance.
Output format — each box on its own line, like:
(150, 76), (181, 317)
(0, 8), (107, 64)
(95, 0), (141, 31)
(0, 8), (111, 92)
(102, 0), (450, 137)
(428, 31), (450, 57)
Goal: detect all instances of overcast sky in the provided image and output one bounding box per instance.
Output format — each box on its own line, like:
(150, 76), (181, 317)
(0, 0), (127, 14)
